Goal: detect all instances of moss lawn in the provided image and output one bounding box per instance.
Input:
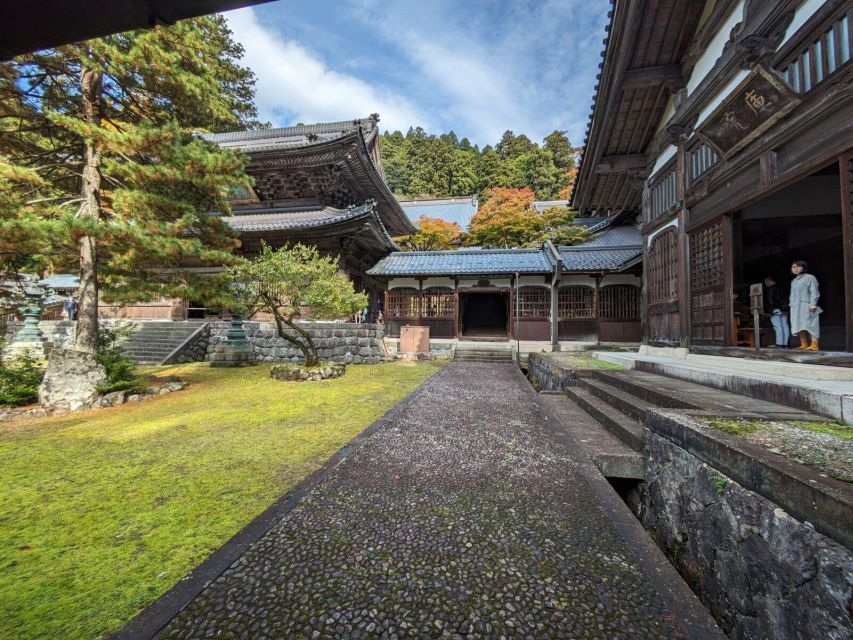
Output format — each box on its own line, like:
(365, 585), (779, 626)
(0, 361), (440, 639)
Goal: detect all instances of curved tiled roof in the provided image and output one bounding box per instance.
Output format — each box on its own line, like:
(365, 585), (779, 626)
(224, 201), (379, 233)
(202, 116), (378, 154)
(368, 248), (552, 277)
(559, 224), (642, 272)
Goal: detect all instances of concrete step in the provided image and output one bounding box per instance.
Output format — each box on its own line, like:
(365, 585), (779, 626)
(589, 370), (697, 409)
(593, 351), (853, 424)
(538, 393), (643, 479)
(564, 386), (644, 451)
(576, 377), (654, 422)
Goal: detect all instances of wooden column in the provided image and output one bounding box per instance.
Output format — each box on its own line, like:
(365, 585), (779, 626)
(722, 214), (735, 347)
(417, 278), (423, 326)
(841, 151), (853, 352)
(594, 276), (601, 345)
(676, 140), (690, 346)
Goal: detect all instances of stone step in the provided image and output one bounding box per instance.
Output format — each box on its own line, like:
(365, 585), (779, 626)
(589, 370), (697, 409)
(538, 393), (643, 479)
(576, 377), (654, 422)
(564, 386), (645, 451)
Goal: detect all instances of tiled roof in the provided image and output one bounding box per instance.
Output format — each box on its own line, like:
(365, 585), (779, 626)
(202, 116), (378, 153)
(573, 216), (611, 228)
(532, 199), (568, 213)
(578, 224), (641, 248)
(38, 274), (79, 290)
(560, 247), (642, 272)
(224, 201), (378, 232)
(398, 196), (478, 229)
(559, 225), (642, 272)
(368, 248), (552, 277)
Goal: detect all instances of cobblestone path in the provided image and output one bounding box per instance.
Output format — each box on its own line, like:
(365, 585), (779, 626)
(157, 363), (698, 639)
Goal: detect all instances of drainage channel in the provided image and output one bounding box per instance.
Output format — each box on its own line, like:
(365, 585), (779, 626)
(522, 355), (853, 640)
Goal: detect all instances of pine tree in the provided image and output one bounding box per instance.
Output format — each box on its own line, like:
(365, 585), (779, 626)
(1, 16), (257, 353)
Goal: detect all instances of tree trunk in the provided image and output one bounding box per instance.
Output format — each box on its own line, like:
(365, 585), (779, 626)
(74, 66), (103, 354)
(270, 310), (320, 366)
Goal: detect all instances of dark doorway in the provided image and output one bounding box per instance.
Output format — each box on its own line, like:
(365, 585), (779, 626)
(461, 292), (508, 338)
(735, 162), (846, 350)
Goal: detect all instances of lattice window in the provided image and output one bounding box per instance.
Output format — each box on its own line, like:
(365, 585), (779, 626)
(421, 287), (455, 318)
(689, 220), (724, 291)
(779, 8), (851, 93)
(518, 286), (550, 319)
(386, 287), (419, 318)
(647, 229), (679, 305)
(558, 286), (595, 319)
(688, 144), (719, 184)
(599, 285), (640, 320)
(647, 169), (678, 224)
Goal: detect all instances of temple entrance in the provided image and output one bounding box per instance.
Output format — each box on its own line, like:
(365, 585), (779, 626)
(733, 162), (847, 351)
(459, 291), (509, 339)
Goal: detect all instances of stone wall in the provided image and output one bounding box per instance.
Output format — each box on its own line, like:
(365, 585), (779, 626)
(638, 432), (852, 640)
(164, 324), (210, 364)
(205, 321), (385, 364)
(526, 353), (575, 391)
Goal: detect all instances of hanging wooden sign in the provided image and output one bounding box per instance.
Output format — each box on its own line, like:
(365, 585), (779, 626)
(697, 64), (800, 159)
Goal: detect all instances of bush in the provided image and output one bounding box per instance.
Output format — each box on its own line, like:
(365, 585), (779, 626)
(96, 324), (145, 394)
(0, 353), (45, 407)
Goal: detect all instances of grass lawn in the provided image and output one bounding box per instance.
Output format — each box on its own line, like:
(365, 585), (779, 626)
(0, 361), (440, 639)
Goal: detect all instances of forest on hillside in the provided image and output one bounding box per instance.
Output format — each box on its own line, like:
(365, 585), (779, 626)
(380, 128), (579, 201)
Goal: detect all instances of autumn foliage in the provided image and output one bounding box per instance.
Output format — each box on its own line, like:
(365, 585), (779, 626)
(395, 216), (462, 251)
(465, 188), (590, 249)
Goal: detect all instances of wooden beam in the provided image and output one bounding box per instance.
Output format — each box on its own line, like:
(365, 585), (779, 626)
(594, 154), (648, 174)
(622, 64), (683, 90)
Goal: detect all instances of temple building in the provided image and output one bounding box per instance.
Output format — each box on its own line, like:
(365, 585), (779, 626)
(573, 0), (852, 353)
(368, 211), (641, 347)
(104, 115), (414, 320)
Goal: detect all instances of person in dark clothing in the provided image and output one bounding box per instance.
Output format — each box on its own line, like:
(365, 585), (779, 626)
(763, 276), (789, 347)
(63, 294), (78, 321)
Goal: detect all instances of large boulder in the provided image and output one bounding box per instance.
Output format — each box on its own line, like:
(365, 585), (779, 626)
(38, 349), (108, 411)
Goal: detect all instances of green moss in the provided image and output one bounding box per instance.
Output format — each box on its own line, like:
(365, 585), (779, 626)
(590, 358), (625, 370)
(703, 417), (764, 436)
(790, 420), (853, 440)
(0, 361), (441, 640)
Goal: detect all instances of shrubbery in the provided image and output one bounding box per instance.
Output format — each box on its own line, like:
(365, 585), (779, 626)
(95, 324), (145, 394)
(0, 352), (45, 407)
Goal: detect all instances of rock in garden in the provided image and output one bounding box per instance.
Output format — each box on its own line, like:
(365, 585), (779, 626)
(38, 349), (108, 412)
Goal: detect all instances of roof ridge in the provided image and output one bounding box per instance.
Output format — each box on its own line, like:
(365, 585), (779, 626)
(202, 117), (374, 142)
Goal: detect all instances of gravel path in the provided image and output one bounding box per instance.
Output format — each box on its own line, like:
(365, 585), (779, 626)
(157, 363), (690, 639)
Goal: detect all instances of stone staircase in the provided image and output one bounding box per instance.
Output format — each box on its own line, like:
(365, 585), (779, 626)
(454, 342), (514, 363)
(119, 322), (204, 365)
(542, 367), (828, 481)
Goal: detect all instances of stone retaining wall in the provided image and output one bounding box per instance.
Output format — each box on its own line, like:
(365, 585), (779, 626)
(205, 321), (385, 364)
(639, 431), (852, 639)
(164, 324), (210, 364)
(526, 353), (575, 391)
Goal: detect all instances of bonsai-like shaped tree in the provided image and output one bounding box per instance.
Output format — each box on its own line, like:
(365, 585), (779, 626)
(227, 243), (368, 367)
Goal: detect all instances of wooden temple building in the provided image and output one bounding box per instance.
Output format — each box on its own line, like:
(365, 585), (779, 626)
(573, 0), (853, 352)
(103, 115), (414, 320)
(368, 211), (642, 346)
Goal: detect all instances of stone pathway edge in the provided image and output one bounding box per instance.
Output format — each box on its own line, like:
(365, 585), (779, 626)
(110, 368), (448, 640)
(519, 365), (727, 640)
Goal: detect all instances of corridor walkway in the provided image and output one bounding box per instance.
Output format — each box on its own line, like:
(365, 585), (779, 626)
(140, 363), (722, 639)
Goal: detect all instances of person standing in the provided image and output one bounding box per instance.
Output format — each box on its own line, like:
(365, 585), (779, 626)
(763, 276), (790, 347)
(789, 260), (821, 350)
(63, 294), (78, 321)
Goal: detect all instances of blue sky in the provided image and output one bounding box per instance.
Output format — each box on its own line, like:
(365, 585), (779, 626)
(223, 0), (610, 148)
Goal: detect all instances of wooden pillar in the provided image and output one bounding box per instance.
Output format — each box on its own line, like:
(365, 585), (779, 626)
(550, 276), (560, 351)
(841, 151), (853, 352)
(594, 276), (601, 345)
(453, 279), (459, 339)
(417, 278), (423, 326)
(676, 140), (690, 346)
(509, 278), (515, 340)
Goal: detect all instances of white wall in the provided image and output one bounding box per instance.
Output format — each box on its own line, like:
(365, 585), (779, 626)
(457, 277), (512, 288)
(687, 0), (746, 94)
(780, 0), (826, 49)
(601, 274), (642, 286)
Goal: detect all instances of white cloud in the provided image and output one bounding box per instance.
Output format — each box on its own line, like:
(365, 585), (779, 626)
(225, 8), (430, 132)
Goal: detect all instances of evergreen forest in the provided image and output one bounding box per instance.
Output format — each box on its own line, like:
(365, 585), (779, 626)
(380, 128), (579, 201)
